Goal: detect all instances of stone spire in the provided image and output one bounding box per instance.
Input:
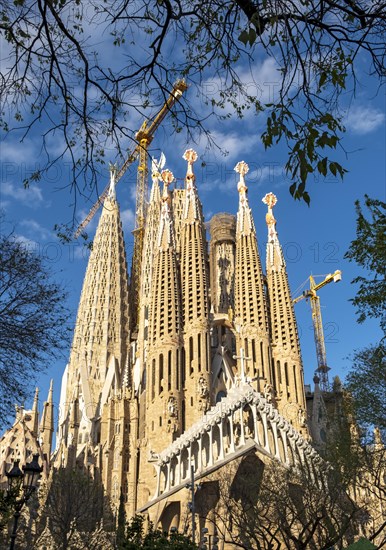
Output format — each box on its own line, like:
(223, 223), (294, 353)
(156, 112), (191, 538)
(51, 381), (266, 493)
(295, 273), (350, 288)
(233, 162), (271, 391)
(57, 164), (130, 456)
(146, 168), (183, 445)
(39, 380), (54, 459)
(180, 149), (211, 424)
(143, 154), (164, 288)
(31, 387), (39, 438)
(135, 155), (164, 393)
(263, 193), (307, 432)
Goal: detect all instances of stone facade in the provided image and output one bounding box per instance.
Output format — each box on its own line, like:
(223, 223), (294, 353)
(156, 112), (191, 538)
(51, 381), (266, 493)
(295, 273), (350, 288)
(0, 384), (54, 487)
(2, 152), (384, 550)
(49, 152), (316, 529)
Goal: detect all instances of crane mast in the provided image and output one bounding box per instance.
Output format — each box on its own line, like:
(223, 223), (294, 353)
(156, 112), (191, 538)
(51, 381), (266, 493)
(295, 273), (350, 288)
(293, 270), (342, 391)
(74, 80), (187, 240)
(130, 80), (188, 332)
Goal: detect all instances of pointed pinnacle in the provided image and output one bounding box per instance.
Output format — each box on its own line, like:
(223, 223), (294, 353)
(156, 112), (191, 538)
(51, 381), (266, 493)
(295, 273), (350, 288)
(234, 161), (249, 193)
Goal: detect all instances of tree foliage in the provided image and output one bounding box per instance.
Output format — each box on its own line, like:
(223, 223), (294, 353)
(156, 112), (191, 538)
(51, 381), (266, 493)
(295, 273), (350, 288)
(0, 488), (16, 533)
(345, 344), (386, 433)
(211, 455), (365, 550)
(345, 195), (386, 334)
(1, 0), (385, 214)
(32, 467), (113, 550)
(0, 216), (71, 428)
(344, 196), (386, 432)
(203, 447), (386, 550)
(119, 514), (198, 549)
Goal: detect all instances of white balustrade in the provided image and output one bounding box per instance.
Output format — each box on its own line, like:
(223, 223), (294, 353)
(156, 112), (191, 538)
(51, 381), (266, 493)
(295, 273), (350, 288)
(149, 383), (320, 501)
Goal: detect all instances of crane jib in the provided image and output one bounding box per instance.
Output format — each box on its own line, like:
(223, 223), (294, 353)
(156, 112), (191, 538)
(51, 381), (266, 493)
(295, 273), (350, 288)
(74, 80), (188, 239)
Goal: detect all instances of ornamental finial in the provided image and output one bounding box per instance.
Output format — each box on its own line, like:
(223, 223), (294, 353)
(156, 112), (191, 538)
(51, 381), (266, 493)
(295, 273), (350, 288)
(234, 161), (249, 193)
(108, 162), (118, 199)
(151, 153), (166, 183)
(183, 149), (198, 165)
(33, 387), (39, 409)
(161, 169), (174, 201)
(183, 149), (198, 186)
(262, 192), (277, 227)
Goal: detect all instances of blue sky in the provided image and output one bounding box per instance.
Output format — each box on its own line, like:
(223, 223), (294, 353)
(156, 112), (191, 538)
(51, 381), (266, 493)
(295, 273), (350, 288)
(1, 25), (385, 426)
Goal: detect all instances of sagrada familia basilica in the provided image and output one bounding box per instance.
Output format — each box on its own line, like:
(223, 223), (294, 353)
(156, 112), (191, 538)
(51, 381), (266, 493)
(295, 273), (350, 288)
(2, 148), (375, 544)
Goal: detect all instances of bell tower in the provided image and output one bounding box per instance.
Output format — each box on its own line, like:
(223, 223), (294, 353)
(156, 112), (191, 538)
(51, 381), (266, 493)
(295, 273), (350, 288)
(233, 161), (271, 392)
(263, 192), (308, 434)
(55, 165), (130, 467)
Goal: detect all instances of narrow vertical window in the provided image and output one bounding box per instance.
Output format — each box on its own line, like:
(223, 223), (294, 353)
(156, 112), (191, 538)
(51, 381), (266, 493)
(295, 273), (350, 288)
(189, 336), (194, 375)
(152, 359), (156, 400)
(168, 350), (172, 391)
(159, 354), (164, 395)
(198, 334), (201, 372)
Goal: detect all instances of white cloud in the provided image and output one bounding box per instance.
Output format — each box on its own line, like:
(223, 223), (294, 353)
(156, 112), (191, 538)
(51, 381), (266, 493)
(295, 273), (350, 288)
(345, 106), (385, 134)
(1, 138), (38, 163)
(121, 208), (135, 232)
(1, 180), (44, 207)
(197, 58), (280, 122)
(0, 198), (10, 210)
(249, 164), (286, 185)
(13, 234), (40, 252)
(19, 219), (53, 240)
(200, 129), (259, 164)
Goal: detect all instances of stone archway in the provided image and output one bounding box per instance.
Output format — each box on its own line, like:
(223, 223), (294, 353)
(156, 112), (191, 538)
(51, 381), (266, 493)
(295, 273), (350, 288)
(229, 452), (265, 506)
(195, 480), (220, 541)
(158, 500), (181, 534)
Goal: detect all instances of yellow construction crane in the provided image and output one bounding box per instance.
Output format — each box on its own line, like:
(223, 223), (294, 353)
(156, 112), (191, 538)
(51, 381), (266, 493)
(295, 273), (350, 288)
(293, 270), (342, 391)
(74, 79), (188, 239)
(129, 80), (187, 332)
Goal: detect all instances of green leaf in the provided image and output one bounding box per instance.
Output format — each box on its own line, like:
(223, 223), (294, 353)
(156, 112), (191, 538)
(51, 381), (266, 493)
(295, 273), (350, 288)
(289, 182), (296, 196)
(249, 28), (257, 46)
(317, 157), (328, 177)
(303, 191), (311, 206)
(319, 72), (327, 88)
(306, 138), (314, 161)
(298, 181), (306, 195)
(238, 30), (249, 46)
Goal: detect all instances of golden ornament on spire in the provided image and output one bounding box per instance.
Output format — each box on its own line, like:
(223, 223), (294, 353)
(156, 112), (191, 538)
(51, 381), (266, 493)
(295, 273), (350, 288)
(183, 148), (198, 164)
(183, 149), (198, 185)
(234, 161), (249, 193)
(262, 192), (277, 209)
(161, 169), (174, 185)
(161, 169), (174, 201)
(262, 192), (277, 226)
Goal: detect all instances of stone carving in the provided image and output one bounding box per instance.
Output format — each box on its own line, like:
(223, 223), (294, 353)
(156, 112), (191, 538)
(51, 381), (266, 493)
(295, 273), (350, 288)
(167, 396), (177, 418)
(197, 376), (209, 399)
(149, 449), (159, 461)
(263, 383), (274, 403)
(298, 407), (307, 427)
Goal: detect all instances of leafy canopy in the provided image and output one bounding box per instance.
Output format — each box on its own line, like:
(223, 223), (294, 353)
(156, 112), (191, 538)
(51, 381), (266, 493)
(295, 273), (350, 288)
(345, 344), (386, 432)
(1, 0), (385, 219)
(119, 514), (198, 549)
(345, 195), (386, 333)
(0, 216), (71, 427)
(345, 196), (386, 434)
